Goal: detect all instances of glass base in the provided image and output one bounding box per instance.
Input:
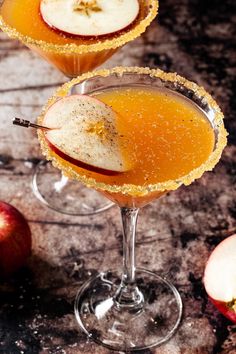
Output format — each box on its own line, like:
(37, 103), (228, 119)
(32, 161), (114, 216)
(75, 268), (182, 351)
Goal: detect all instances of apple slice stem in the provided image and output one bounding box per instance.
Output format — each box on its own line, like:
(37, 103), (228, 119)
(13, 117), (51, 131)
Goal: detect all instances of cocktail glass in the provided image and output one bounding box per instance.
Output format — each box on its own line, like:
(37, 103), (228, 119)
(0, 0), (158, 215)
(37, 67), (227, 351)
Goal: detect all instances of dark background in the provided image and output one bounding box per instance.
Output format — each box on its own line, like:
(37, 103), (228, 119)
(0, 0), (236, 353)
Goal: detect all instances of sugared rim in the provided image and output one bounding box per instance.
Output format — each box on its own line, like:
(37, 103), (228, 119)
(0, 0), (158, 54)
(38, 66), (228, 196)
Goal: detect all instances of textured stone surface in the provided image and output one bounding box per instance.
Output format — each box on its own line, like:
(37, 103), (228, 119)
(0, 0), (236, 353)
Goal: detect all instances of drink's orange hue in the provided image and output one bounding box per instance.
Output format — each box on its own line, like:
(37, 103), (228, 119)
(0, 0), (144, 44)
(94, 87), (215, 184)
(48, 86), (215, 206)
(0, 0), (149, 77)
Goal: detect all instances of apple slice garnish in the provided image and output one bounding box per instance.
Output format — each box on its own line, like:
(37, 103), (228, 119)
(43, 94), (131, 174)
(40, 0), (140, 37)
(204, 234), (236, 322)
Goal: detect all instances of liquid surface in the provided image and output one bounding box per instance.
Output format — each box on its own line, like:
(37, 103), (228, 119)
(0, 0), (145, 45)
(49, 86), (215, 187)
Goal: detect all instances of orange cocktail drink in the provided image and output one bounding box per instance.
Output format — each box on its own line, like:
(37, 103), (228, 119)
(37, 67), (227, 351)
(0, 0), (158, 215)
(39, 68), (224, 208)
(92, 85), (215, 206)
(0, 0), (157, 77)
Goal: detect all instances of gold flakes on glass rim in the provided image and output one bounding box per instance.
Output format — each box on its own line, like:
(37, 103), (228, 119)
(38, 66), (228, 197)
(0, 1), (158, 54)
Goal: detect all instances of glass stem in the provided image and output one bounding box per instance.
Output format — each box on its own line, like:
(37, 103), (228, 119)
(114, 207), (144, 309)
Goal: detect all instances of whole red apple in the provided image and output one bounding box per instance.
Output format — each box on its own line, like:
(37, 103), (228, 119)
(0, 201), (31, 277)
(204, 234), (236, 323)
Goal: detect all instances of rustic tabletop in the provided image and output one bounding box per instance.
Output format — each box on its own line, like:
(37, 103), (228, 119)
(0, 0), (236, 353)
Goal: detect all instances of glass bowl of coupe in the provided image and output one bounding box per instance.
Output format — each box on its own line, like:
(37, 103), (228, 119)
(37, 66), (227, 351)
(0, 0), (158, 215)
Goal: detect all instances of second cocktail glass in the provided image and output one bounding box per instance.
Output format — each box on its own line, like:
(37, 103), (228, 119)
(38, 67), (227, 351)
(0, 0), (158, 215)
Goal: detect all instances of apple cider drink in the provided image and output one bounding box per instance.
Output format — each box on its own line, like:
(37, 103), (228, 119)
(40, 76), (216, 207)
(0, 0), (157, 77)
(37, 67), (227, 351)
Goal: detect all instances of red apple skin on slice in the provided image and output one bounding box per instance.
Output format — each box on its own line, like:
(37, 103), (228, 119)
(40, 0), (140, 38)
(45, 137), (120, 176)
(43, 94), (131, 174)
(0, 201), (31, 277)
(209, 297), (236, 323)
(204, 234), (236, 323)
